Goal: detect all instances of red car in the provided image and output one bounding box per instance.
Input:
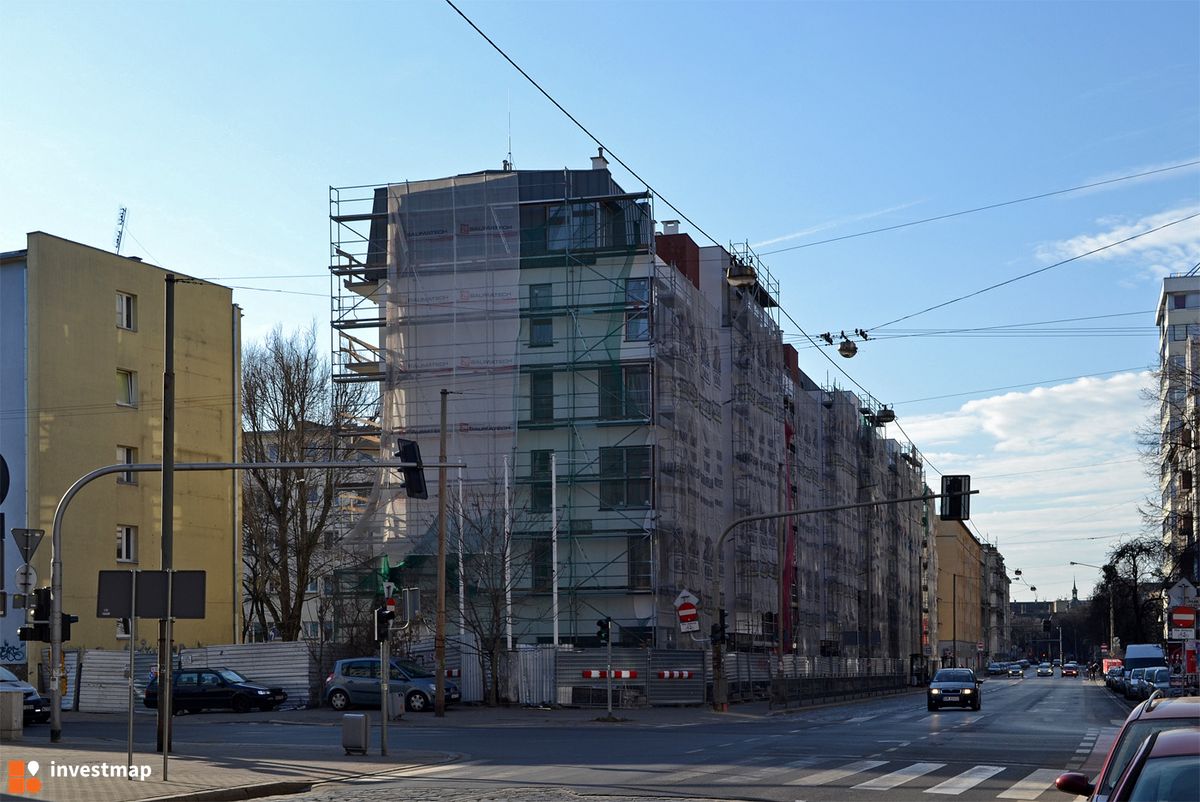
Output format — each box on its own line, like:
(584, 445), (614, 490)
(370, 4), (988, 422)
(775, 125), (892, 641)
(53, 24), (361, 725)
(1061, 663), (1079, 677)
(1055, 696), (1200, 802)
(1105, 727), (1199, 801)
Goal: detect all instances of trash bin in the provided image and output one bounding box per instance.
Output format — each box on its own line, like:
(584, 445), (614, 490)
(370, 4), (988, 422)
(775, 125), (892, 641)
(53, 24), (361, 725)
(0, 689), (23, 744)
(388, 691), (405, 721)
(341, 713), (369, 755)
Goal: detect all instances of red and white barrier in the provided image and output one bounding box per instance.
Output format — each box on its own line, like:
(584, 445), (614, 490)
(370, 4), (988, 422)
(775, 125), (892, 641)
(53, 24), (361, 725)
(581, 670), (639, 679)
(656, 670), (694, 679)
(444, 668), (461, 678)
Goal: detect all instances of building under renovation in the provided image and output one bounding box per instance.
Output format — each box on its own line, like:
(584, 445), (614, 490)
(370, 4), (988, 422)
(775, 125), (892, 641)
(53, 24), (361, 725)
(327, 152), (931, 667)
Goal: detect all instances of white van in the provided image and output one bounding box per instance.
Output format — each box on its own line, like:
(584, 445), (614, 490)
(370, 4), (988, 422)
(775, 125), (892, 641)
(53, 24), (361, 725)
(1118, 643), (1166, 693)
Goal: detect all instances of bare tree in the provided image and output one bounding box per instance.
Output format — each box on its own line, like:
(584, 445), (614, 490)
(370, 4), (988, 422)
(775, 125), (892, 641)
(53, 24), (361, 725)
(241, 324), (370, 641)
(1105, 536), (1167, 645)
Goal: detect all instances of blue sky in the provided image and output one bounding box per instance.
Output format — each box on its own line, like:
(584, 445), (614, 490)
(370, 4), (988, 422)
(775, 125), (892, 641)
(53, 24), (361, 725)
(3, 0), (1198, 603)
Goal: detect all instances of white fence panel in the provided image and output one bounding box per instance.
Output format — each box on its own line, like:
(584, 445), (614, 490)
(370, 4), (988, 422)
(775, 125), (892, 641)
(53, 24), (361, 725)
(179, 641), (314, 708)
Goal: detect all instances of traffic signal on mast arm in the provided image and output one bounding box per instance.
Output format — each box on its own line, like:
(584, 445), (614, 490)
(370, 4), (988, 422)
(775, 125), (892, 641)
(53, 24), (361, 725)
(596, 617), (610, 644)
(394, 439), (428, 500)
(939, 475), (971, 521)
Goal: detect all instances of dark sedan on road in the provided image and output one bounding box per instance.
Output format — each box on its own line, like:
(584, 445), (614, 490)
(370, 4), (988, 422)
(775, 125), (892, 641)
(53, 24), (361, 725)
(0, 665), (49, 725)
(1008, 663), (1025, 677)
(927, 668), (982, 711)
(144, 667), (287, 714)
(1037, 662), (1054, 677)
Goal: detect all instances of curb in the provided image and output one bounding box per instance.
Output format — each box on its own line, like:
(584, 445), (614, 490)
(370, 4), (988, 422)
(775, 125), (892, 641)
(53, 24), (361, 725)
(139, 781), (313, 802)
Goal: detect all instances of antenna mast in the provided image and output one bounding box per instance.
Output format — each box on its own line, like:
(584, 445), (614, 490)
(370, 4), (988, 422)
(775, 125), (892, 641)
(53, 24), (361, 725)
(114, 206), (128, 254)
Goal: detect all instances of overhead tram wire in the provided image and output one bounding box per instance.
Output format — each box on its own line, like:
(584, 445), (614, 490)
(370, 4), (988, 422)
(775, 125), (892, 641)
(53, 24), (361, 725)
(758, 160), (1200, 256)
(868, 211), (1200, 331)
(444, 0), (723, 252)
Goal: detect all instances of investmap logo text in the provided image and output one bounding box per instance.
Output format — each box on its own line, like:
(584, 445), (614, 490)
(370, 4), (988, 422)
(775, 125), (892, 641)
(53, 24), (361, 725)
(6, 758), (153, 795)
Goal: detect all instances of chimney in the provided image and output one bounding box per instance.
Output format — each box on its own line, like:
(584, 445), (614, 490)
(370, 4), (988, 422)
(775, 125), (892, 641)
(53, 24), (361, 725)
(662, 220), (680, 236)
(591, 147), (609, 170)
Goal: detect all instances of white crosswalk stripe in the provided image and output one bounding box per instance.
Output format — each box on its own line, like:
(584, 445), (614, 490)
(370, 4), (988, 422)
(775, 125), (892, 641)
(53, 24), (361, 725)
(787, 759), (888, 786)
(997, 768), (1063, 799)
(925, 764), (1005, 795)
(853, 762), (944, 790)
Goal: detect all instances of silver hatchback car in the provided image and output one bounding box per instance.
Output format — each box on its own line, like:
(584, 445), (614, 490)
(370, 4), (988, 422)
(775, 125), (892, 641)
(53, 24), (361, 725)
(324, 657), (461, 712)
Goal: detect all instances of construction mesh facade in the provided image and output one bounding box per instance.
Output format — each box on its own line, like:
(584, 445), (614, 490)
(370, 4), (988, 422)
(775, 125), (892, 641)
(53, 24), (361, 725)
(328, 157), (928, 665)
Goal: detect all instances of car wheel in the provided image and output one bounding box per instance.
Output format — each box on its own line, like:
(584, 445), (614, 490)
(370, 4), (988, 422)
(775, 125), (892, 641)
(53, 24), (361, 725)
(406, 691), (430, 713)
(971, 699), (980, 711)
(328, 689), (350, 711)
(927, 701), (937, 712)
(232, 695), (251, 714)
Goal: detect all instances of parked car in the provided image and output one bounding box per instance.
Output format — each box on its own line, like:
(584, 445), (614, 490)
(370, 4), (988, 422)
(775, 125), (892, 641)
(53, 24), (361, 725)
(1124, 667), (1149, 700)
(1062, 663), (1080, 678)
(0, 666), (49, 725)
(1037, 662), (1054, 677)
(1019, 659), (1031, 669)
(1139, 667), (1178, 700)
(1055, 696), (1200, 802)
(1105, 667), (1124, 689)
(1105, 727), (1199, 802)
(144, 667), (287, 714)
(986, 662), (1007, 676)
(1008, 663), (1025, 677)
(927, 667), (982, 711)
(324, 657), (461, 713)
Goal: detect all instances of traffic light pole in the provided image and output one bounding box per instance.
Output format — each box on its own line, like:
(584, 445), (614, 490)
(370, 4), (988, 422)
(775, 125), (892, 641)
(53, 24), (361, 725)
(606, 625), (613, 716)
(709, 488), (978, 712)
(380, 636), (390, 756)
(45, 457), (447, 742)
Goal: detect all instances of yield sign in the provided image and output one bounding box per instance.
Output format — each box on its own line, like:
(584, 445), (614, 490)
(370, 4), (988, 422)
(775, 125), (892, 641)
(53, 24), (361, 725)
(674, 589), (699, 608)
(12, 528), (44, 565)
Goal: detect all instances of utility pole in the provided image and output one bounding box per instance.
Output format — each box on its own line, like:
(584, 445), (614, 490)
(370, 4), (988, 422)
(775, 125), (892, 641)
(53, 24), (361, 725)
(157, 275), (176, 777)
(434, 389), (448, 717)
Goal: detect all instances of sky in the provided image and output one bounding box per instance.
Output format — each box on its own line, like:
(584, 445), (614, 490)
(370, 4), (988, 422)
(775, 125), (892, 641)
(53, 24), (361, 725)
(2, 0), (1198, 604)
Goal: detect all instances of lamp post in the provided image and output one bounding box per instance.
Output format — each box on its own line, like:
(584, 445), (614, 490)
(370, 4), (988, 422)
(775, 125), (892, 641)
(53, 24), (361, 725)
(1071, 560), (1115, 658)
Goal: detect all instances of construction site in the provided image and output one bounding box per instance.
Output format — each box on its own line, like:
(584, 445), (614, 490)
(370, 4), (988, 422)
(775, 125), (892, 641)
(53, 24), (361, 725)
(326, 152), (934, 677)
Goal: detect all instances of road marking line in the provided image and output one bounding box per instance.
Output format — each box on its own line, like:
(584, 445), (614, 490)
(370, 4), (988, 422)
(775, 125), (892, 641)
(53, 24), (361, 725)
(853, 762), (944, 790)
(686, 748), (705, 754)
(788, 760), (888, 786)
(997, 768), (1062, 799)
(845, 715), (878, 723)
(925, 765), (1005, 795)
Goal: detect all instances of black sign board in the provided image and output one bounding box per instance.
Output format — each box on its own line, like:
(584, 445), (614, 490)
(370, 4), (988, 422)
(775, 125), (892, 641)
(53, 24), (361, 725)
(97, 570), (206, 619)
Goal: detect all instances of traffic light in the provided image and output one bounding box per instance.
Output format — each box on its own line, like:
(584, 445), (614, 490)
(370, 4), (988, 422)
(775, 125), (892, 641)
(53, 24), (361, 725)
(61, 613), (79, 642)
(596, 617), (610, 644)
(939, 475), (971, 521)
(1043, 618), (1052, 633)
(18, 587), (52, 642)
(373, 604), (395, 642)
(394, 439), (428, 500)
(711, 608), (728, 645)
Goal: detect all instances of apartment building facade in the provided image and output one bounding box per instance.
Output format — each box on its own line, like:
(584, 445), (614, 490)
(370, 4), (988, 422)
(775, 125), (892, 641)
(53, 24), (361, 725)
(328, 155), (929, 664)
(0, 233), (241, 672)
(1155, 274), (1200, 585)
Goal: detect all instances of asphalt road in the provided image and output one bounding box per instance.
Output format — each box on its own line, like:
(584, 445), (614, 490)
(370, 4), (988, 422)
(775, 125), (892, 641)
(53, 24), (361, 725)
(255, 672), (1134, 802)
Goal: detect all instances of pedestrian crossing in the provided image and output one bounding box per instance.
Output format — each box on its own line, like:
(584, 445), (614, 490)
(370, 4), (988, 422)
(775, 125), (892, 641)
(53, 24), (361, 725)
(376, 756), (1070, 799)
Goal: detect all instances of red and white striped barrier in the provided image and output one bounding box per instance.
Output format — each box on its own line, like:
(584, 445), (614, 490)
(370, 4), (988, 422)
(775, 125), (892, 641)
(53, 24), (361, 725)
(656, 670), (694, 679)
(445, 668), (461, 677)
(581, 670), (639, 679)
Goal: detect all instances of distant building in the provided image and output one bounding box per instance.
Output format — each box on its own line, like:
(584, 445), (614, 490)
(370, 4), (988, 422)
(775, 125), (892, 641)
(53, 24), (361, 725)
(0, 233), (240, 673)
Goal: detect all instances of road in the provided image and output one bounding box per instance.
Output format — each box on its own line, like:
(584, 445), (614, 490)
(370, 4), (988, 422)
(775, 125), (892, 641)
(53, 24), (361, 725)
(249, 672), (1132, 802)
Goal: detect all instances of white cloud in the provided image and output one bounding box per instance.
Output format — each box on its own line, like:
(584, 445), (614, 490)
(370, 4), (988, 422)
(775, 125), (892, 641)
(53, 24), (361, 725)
(902, 371), (1155, 600)
(1036, 205), (1200, 279)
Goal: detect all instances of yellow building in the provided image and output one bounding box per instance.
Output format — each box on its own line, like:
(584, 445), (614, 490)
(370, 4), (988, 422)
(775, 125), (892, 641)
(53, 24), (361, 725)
(934, 518), (985, 670)
(0, 233), (241, 672)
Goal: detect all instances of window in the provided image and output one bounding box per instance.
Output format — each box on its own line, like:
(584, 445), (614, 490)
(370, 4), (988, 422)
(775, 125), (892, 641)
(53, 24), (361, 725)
(116, 292), (137, 330)
(117, 445), (137, 484)
(624, 278), (650, 341)
(530, 371), (554, 422)
(530, 538), (552, 592)
(529, 283), (553, 347)
(116, 369), (137, 406)
(322, 577), (335, 597)
(117, 525), (137, 562)
(627, 535), (651, 589)
(306, 577), (319, 594)
(546, 202), (598, 251)
(1173, 292), (1200, 310)
(599, 365), (651, 419)
(530, 449), (553, 512)
(303, 621), (319, 639)
(599, 446), (652, 509)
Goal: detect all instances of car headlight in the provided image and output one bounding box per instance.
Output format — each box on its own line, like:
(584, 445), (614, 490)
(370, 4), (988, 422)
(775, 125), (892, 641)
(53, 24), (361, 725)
(257, 690), (269, 695)
(962, 688), (973, 694)
(930, 689), (941, 695)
